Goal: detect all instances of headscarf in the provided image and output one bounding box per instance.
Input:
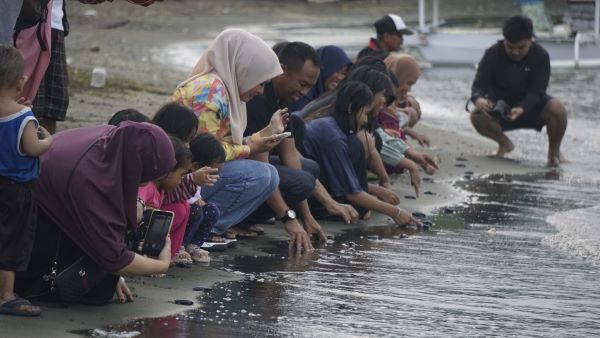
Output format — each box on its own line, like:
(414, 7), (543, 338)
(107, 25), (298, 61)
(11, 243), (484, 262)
(384, 54), (420, 89)
(182, 28), (283, 144)
(35, 122), (175, 271)
(294, 45), (352, 111)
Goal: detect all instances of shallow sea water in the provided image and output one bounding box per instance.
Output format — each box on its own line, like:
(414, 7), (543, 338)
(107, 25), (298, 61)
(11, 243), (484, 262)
(107, 172), (600, 338)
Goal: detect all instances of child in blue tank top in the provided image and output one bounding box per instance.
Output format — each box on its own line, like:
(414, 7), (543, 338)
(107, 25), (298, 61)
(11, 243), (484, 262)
(0, 45), (53, 317)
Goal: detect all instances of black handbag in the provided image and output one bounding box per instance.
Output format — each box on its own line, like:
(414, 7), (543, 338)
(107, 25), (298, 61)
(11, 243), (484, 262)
(46, 234), (109, 306)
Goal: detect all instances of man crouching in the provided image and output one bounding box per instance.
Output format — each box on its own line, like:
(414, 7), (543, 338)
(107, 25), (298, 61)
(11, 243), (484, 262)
(469, 15), (567, 166)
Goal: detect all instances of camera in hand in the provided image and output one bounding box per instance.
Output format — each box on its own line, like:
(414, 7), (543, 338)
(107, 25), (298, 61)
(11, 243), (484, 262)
(490, 99), (511, 120)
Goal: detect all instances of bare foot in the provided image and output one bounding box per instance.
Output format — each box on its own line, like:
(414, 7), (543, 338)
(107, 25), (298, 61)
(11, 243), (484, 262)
(489, 140), (514, 158)
(548, 151), (568, 167)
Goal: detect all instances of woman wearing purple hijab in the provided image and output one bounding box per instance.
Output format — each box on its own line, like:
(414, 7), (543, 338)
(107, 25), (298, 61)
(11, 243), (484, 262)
(16, 122), (175, 304)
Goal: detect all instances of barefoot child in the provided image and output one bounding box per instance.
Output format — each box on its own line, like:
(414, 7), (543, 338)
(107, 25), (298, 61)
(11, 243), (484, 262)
(0, 45), (53, 317)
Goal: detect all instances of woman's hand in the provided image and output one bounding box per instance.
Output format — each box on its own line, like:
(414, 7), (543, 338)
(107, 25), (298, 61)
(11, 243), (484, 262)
(192, 167), (220, 186)
(267, 108), (289, 135)
(248, 134), (282, 154)
(407, 160), (421, 197)
(406, 149), (439, 175)
(370, 184), (400, 205)
(393, 208), (421, 226)
(157, 236), (172, 266)
(116, 277), (133, 303)
(325, 201), (359, 224)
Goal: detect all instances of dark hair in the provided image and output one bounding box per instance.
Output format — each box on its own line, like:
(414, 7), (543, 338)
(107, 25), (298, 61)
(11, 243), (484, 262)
(352, 55), (386, 71)
(503, 15), (534, 43)
(275, 41), (321, 72)
(189, 133), (226, 167)
(108, 109), (150, 125)
(384, 69), (399, 87)
(355, 48), (390, 62)
(344, 66), (396, 107)
(272, 41), (290, 56)
(332, 81), (373, 134)
(152, 103), (199, 142)
(0, 44), (25, 90)
(169, 136), (193, 170)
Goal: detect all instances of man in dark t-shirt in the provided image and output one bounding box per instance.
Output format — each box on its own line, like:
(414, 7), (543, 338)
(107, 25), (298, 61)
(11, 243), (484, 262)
(469, 15), (567, 166)
(242, 42), (359, 244)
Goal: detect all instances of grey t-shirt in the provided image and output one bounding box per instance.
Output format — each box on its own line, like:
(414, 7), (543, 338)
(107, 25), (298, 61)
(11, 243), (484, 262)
(0, 0), (23, 44)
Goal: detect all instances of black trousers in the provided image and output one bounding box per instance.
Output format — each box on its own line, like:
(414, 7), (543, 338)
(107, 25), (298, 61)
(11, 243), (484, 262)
(237, 156), (320, 227)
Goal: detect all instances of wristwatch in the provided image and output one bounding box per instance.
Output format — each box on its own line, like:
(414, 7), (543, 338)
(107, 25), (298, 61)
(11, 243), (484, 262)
(277, 209), (297, 222)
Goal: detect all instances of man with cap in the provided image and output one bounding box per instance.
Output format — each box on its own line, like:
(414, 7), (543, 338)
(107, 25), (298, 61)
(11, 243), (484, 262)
(358, 14), (413, 59)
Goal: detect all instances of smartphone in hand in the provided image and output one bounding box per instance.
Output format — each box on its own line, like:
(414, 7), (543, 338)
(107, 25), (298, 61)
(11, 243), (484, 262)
(273, 131), (292, 140)
(139, 210), (174, 257)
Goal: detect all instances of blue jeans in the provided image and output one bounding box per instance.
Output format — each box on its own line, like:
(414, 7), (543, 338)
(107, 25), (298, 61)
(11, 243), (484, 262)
(201, 159), (279, 235)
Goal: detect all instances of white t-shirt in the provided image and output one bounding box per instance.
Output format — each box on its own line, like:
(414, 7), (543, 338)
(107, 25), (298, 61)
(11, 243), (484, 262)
(51, 0), (65, 31)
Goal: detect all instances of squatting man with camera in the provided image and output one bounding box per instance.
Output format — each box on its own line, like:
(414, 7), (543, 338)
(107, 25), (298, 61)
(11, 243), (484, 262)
(469, 15), (568, 166)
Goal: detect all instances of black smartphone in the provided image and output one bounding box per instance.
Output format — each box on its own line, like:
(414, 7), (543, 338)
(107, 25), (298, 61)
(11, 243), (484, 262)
(141, 210), (174, 257)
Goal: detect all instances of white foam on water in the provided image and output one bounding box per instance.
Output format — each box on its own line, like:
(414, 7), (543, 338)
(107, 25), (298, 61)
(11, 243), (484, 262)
(543, 206), (600, 264)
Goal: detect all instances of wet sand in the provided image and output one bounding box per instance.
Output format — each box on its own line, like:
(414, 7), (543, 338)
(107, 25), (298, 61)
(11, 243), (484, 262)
(0, 1), (568, 336)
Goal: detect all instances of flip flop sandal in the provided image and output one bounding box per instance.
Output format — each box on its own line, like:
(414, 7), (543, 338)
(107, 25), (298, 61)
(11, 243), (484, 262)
(207, 233), (227, 243)
(247, 224), (265, 235)
(223, 230), (237, 240)
(172, 250), (193, 265)
(200, 242), (228, 252)
(0, 298), (41, 317)
(186, 244), (211, 263)
(224, 238), (237, 248)
(227, 227), (258, 239)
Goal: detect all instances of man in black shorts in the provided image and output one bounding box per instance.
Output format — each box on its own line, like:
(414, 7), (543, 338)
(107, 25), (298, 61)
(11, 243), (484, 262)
(469, 15), (568, 166)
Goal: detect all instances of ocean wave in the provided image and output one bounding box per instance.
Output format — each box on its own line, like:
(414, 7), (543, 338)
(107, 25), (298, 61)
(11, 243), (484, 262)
(543, 206), (600, 264)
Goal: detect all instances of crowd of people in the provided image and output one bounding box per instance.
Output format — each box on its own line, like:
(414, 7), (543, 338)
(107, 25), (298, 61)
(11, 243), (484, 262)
(0, 1), (567, 318)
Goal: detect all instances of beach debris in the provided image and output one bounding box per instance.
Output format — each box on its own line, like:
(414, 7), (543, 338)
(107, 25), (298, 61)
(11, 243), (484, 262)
(456, 157), (468, 162)
(367, 235), (380, 240)
(174, 299), (194, 306)
(422, 177), (435, 183)
(89, 44), (101, 53)
(487, 228), (497, 234)
(90, 67), (107, 88)
(464, 171), (474, 175)
(83, 9), (98, 17)
(424, 191), (436, 195)
(91, 329), (141, 338)
(404, 195), (417, 200)
(444, 207), (456, 214)
(400, 234), (409, 239)
(455, 163), (467, 168)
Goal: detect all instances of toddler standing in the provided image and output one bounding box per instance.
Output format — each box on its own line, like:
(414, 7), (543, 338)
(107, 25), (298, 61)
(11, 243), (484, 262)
(0, 45), (53, 317)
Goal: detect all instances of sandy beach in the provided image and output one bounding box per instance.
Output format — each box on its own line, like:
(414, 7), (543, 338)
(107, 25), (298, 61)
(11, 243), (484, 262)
(4, 0), (599, 337)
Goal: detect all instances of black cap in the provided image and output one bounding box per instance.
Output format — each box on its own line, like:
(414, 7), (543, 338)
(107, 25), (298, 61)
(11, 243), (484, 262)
(375, 14), (414, 36)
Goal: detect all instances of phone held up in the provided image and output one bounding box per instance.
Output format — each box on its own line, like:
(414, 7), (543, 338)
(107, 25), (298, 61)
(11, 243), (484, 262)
(130, 209), (174, 257)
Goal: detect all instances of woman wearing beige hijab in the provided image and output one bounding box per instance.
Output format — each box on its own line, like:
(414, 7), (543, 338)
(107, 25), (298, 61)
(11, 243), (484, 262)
(172, 28), (286, 242)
